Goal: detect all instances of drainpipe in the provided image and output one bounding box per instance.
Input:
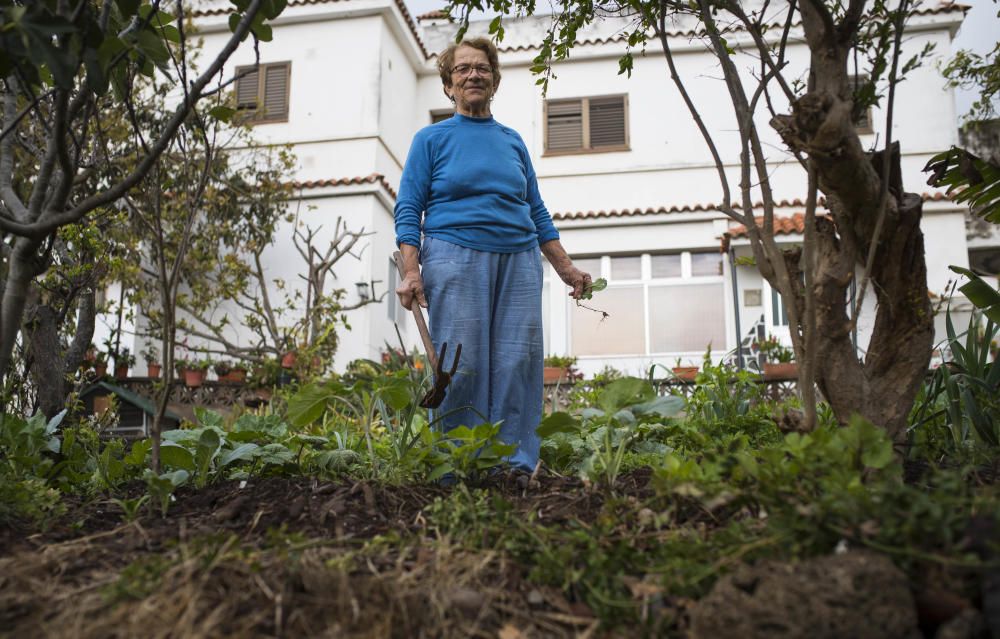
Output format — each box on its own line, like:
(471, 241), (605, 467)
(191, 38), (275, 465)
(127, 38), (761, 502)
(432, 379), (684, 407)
(729, 245), (744, 370)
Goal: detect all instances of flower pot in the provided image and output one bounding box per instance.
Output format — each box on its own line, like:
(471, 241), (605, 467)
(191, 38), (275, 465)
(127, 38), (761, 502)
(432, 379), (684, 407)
(146, 363), (161, 378)
(94, 362), (108, 377)
(763, 362), (798, 380)
(183, 368), (205, 387)
(281, 351), (297, 369)
(114, 365), (129, 380)
(543, 366), (568, 384)
(226, 368), (247, 383)
(671, 366), (699, 382)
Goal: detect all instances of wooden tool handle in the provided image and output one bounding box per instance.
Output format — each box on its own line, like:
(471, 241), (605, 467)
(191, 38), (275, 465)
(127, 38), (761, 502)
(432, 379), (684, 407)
(392, 251), (437, 369)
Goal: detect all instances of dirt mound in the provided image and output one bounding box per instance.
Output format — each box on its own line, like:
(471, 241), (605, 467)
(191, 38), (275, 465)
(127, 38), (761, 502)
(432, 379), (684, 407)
(688, 550), (920, 638)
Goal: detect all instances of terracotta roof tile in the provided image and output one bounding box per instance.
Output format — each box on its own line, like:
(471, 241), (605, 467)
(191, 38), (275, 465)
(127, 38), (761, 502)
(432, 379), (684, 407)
(294, 173), (397, 198)
(554, 192), (953, 222)
(192, 0), (428, 58)
(417, 9), (449, 20)
(728, 213), (809, 239)
(478, 2), (968, 56)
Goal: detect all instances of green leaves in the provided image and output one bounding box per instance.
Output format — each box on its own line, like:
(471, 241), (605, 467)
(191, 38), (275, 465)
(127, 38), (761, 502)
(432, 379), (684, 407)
(925, 148), (1000, 224)
(536, 411), (581, 437)
(597, 377), (654, 414)
(949, 266), (1000, 323)
(144, 469), (189, 517)
(286, 382), (335, 426)
(580, 278), (607, 300)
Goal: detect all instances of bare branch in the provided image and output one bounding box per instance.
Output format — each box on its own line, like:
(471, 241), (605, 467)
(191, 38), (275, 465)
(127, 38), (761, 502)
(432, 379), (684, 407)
(0, 79), (30, 222)
(654, 7), (738, 219)
(0, 87), (55, 145)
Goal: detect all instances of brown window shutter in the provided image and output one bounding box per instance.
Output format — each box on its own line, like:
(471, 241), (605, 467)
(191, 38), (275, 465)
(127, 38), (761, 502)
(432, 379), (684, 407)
(262, 63), (289, 120)
(235, 67), (260, 110)
(546, 99), (583, 151)
(588, 96), (626, 147)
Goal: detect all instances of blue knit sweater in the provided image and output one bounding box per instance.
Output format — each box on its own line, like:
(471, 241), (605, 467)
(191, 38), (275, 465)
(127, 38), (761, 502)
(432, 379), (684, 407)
(394, 113), (560, 253)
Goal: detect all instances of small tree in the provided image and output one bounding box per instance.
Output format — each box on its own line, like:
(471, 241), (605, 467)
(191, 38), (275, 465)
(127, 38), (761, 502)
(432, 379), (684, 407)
(174, 214), (381, 377)
(0, 0), (287, 394)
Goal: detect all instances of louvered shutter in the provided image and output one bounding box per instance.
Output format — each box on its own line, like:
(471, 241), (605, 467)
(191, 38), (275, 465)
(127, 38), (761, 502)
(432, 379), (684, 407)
(546, 99), (583, 151)
(262, 63), (289, 121)
(235, 67), (259, 110)
(589, 96), (626, 147)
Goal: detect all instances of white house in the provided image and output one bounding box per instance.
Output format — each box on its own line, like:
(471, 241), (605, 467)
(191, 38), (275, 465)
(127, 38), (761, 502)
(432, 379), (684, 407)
(103, 0), (995, 378)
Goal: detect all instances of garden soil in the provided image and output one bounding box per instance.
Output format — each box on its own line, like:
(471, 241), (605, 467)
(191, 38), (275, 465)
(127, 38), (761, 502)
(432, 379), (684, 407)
(0, 472), (654, 638)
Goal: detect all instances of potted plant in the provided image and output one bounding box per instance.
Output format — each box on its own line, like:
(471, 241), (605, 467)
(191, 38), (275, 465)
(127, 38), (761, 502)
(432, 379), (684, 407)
(114, 348), (135, 380)
(543, 354), (578, 384)
(758, 336), (797, 379)
(142, 346), (161, 378)
(231, 362), (248, 382)
(93, 352), (108, 378)
(214, 360), (247, 383)
(177, 358), (205, 387)
(214, 360), (233, 381)
(671, 358), (699, 382)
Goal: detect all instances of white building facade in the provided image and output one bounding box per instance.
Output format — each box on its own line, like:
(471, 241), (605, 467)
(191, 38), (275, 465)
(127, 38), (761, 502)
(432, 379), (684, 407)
(106, 0), (991, 378)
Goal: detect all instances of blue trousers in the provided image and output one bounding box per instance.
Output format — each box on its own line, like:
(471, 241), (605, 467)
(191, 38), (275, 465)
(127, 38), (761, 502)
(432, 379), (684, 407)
(420, 236), (543, 470)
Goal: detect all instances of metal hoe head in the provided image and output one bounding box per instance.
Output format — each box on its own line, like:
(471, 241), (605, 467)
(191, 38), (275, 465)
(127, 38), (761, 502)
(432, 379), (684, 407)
(419, 342), (462, 409)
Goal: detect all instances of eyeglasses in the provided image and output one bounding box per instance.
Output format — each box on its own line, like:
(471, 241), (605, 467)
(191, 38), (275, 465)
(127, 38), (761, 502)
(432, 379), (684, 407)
(451, 64), (492, 78)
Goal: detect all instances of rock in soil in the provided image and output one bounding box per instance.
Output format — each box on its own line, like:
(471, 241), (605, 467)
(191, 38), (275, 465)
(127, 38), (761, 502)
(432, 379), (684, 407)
(934, 609), (987, 639)
(688, 550), (920, 639)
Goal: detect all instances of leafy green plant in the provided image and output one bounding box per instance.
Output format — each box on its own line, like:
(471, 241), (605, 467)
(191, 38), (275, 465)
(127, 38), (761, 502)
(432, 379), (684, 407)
(756, 335), (794, 363)
(111, 495), (151, 523)
(144, 469), (189, 517)
(427, 421), (516, 482)
(544, 354), (577, 368)
(538, 377), (683, 488)
(288, 361), (431, 474)
(676, 358), (782, 449)
(0, 409), (66, 479)
(910, 307), (999, 457)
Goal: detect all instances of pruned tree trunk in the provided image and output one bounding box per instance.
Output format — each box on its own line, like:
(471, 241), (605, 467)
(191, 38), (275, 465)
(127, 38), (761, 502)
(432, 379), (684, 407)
(776, 109), (934, 446)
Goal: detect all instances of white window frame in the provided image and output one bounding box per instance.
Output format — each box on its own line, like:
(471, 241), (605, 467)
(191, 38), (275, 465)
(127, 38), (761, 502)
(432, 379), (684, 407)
(566, 250), (726, 357)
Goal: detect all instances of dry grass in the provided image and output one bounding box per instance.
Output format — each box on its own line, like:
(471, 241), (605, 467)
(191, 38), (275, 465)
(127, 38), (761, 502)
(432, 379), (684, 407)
(0, 525), (596, 639)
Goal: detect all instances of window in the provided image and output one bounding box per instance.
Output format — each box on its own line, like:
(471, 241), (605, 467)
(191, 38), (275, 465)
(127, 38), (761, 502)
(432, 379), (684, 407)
(771, 286), (789, 327)
(430, 110), (453, 123)
(651, 254), (681, 278)
(544, 95), (628, 154)
(610, 255), (641, 280)
(570, 252), (727, 356)
(235, 62), (290, 123)
(691, 251), (723, 276)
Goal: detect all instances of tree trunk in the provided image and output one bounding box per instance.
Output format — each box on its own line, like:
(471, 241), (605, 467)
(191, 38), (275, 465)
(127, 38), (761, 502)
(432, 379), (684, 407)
(781, 136), (934, 445)
(0, 237), (44, 387)
(23, 288), (97, 419)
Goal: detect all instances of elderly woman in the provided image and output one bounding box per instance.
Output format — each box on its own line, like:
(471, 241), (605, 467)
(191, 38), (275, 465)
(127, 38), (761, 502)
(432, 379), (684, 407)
(394, 37), (590, 472)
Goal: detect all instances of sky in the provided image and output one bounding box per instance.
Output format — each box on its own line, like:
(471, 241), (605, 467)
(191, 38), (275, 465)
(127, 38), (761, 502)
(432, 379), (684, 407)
(402, 0), (999, 119)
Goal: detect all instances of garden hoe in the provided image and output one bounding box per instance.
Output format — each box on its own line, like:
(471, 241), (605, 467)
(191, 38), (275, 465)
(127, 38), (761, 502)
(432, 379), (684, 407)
(392, 251), (462, 409)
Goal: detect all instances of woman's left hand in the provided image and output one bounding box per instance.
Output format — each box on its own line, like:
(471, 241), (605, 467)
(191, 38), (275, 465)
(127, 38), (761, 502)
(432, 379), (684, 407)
(557, 265), (592, 299)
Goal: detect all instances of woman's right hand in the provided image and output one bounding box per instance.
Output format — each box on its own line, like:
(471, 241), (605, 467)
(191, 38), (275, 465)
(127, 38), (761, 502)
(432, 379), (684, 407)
(396, 270), (427, 310)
